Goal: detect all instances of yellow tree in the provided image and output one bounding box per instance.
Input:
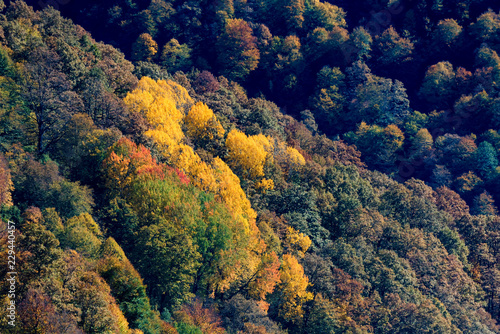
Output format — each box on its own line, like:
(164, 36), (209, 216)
(123, 77), (193, 161)
(132, 33), (158, 62)
(277, 254), (313, 323)
(0, 153), (13, 206)
(123, 77), (268, 298)
(184, 102), (225, 148)
(283, 227), (311, 259)
(225, 129), (271, 179)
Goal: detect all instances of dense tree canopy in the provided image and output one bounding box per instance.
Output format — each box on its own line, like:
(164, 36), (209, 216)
(3, 0), (500, 333)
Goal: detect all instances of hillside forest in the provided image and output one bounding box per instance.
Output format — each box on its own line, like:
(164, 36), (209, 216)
(3, 0), (500, 333)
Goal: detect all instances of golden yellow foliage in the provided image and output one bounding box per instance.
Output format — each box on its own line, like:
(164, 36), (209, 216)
(252, 133), (274, 152)
(255, 178), (275, 192)
(269, 139), (306, 174)
(384, 123), (405, 150)
(130, 330), (145, 334)
(211, 157), (256, 230)
(125, 78), (257, 231)
(109, 301), (131, 334)
(226, 129), (270, 178)
(124, 77), (187, 160)
(184, 102), (225, 142)
(0, 154), (13, 207)
(132, 33), (158, 62)
(286, 146), (306, 166)
(278, 254), (313, 323)
(285, 227), (311, 258)
(124, 77), (267, 295)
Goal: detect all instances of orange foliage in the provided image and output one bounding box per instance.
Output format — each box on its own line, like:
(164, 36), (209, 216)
(102, 137), (166, 196)
(248, 251), (281, 300)
(175, 300), (227, 334)
(122, 77), (277, 297)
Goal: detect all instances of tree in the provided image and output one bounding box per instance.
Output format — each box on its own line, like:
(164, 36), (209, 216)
(389, 299), (459, 334)
(133, 220), (200, 310)
(161, 38), (192, 73)
(63, 253), (131, 334)
(216, 19), (260, 81)
(434, 186), (470, 221)
(193, 71), (220, 95)
(101, 198), (140, 252)
(18, 289), (61, 334)
(274, 254), (313, 324)
(132, 33), (158, 62)
(434, 134), (477, 174)
(284, 0), (305, 31)
(419, 61), (457, 109)
(98, 238), (166, 334)
(49, 180), (94, 219)
(471, 10), (500, 47)
(348, 26), (372, 62)
(409, 128), (433, 160)
(62, 213), (103, 259)
(184, 102), (225, 149)
(225, 129), (271, 179)
(475, 141), (498, 179)
(22, 47), (83, 155)
(220, 294), (284, 333)
(304, 0), (346, 31)
(472, 191), (498, 216)
(309, 66), (345, 134)
(173, 300), (226, 334)
(94, 42), (138, 97)
(349, 75), (410, 126)
(16, 209), (62, 286)
(0, 45), (28, 149)
(0, 153), (13, 206)
(454, 171), (482, 197)
(373, 26), (414, 66)
(431, 19), (462, 51)
(345, 122), (404, 172)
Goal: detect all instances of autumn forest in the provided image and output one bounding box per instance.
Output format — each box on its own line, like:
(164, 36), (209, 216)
(2, 0), (500, 333)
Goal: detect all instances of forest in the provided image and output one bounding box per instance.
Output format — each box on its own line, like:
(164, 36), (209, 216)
(2, 0), (500, 333)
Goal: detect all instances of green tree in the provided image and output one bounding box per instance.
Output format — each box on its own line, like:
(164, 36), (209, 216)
(349, 75), (410, 126)
(133, 219), (200, 310)
(373, 26), (414, 66)
(431, 19), (462, 52)
(22, 47), (83, 155)
(161, 39), (192, 73)
(419, 61), (457, 109)
(62, 213), (103, 259)
(345, 122), (405, 172)
(475, 141), (499, 179)
(304, 0), (346, 31)
(309, 66), (345, 134)
(471, 10), (500, 47)
(348, 26), (372, 61)
(98, 237), (166, 334)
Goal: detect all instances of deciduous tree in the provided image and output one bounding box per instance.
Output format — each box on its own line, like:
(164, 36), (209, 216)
(217, 19), (260, 81)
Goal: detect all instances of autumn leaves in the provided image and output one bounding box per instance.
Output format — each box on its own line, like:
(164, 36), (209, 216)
(107, 76), (311, 321)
